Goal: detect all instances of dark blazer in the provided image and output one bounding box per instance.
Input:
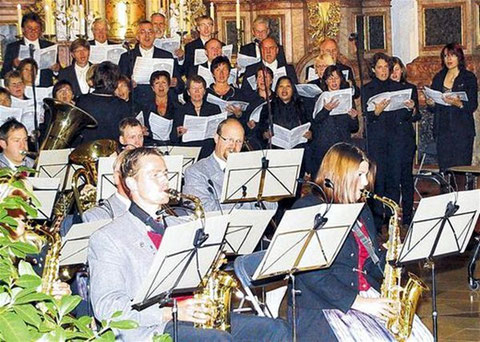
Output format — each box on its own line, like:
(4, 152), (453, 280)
(183, 38), (206, 77)
(73, 92), (131, 146)
(288, 193), (385, 341)
(306, 62), (359, 98)
(57, 62), (92, 98)
(1, 38), (55, 87)
(239, 42), (287, 65)
(171, 100), (221, 160)
(241, 61), (298, 94)
(88, 39), (115, 45)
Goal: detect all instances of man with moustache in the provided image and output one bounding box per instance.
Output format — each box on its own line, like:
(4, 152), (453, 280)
(183, 118), (277, 213)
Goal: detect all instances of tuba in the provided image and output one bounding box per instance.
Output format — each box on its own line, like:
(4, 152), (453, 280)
(41, 98), (97, 151)
(362, 190), (428, 342)
(70, 139), (118, 215)
(167, 189), (237, 332)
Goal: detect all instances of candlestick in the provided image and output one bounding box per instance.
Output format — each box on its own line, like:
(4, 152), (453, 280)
(17, 4), (22, 37)
(210, 2), (214, 21)
(236, 0), (240, 30)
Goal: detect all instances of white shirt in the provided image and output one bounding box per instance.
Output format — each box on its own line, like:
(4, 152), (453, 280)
(74, 63), (91, 94)
(24, 37), (40, 51)
(95, 40), (108, 46)
(213, 152), (227, 171)
(264, 59), (278, 72)
(139, 46), (154, 59)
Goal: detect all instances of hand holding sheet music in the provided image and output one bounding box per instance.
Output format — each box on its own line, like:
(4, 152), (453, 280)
(132, 57), (174, 84)
(182, 113), (227, 142)
(423, 86), (468, 106)
(206, 94), (248, 113)
(313, 88), (353, 118)
(366, 88), (412, 112)
(89, 45), (127, 64)
(272, 123), (311, 150)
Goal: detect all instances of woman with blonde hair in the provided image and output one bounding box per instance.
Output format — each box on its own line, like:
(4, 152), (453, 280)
(287, 142), (432, 341)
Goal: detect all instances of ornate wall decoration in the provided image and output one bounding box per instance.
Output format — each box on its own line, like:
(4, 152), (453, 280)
(307, 1), (341, 50)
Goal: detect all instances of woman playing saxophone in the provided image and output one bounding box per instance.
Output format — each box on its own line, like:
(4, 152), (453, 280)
(287, 142), (432, 341)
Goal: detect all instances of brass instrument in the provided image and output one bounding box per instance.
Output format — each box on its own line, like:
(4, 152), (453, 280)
(361, 190), (428, 341)
(167, 189), (237, 332)
(41, 98), (97, 151)
(69, 139), (118, 215)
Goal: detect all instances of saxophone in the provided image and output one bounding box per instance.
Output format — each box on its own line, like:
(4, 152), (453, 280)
(167, 189), (237, 332)
(361, 190), (428, 342)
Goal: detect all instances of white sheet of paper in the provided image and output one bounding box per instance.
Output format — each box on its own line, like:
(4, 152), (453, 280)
(154, 37), (181, 55)
(252, 203), (364, 280)
(35, 148), (76, 190)
(10, 97), (37, 134)
(89, 45), (126, 64)
(183, 112), (227, 142)
(222, 45), (233, 61)
(27, 177), (61, 191)
(178, 93), (186, 105)
(307, 67), (318, 82)
(206, 94), (248, 113)
(149, 113), (173, 141)
(272, 123), (311, 149)
(194, 49), (208, 66)
(155, 145), (201, 174)
(247, 75), (257, 90)
(163, 154), (183, 192)
(197, 65), (215, 86)
(0, 105), (23, 125)
(342, 69), (350, 80)
(313, 88), (353, 118)
(60, 219), (112, 266)
(19, 44), (58, 70)
(228, 68), (238, 85)
(136, 111), (145, 125)
(31, 190), (57, 220)
(25, 86), (53, 103)
(132, 57), (174, 84)
(96, 157), (116, 202)
(296, 84), (322, 98)
(272, 66), (287, 89)
(423, 86), (468, 106)
(366, 88), (412, 112)
(236, 53), (260, 70)
(249, 102), (265, 123)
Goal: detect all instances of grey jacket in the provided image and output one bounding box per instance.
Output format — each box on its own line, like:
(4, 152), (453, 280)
(82, 192), (130, 223)
(0, 152), (35, 170)
(183, 153), (277, 213)
(88, 210), (183, 341)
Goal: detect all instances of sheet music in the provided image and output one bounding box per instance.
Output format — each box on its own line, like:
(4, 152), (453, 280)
(60, 219), (112, 266)
(236, 53), (260, 71)
(133, 215), (229, 305)
(249, 102), (265, 123)
(149, 113), (173, 141)
(197, 65), (215, 86)
(0, 105), (23, 125)
(307, 67), (319, 82)
(31, 190), (57, 220)
(182, 112), (227, 142)
(25, 86), (53, 104)
(194, 49), (208, 66)
(154, 37), (181, 55)
(19, 44), (58, 70)
(366, 88), (412, 112)
(222, 44), (233, 61)
(10, 97), (37, 134)
(89, 44), (126, 64)
(178, 93), (186, 105)
(27, 177), (61, 191)
(228, 69), (238, 86)
(296, 84), (322, 98)
(155, 146), (201, 174)
(342, 69), (349, 80)
(313, 88), (353, 118)
(423, 86), (469, 106)
(252, 203), (364, 280)
(132, 57), (174, 84)
(136, 111), (145, 125)
(96, 157), (117, 202)
(247, 75), (257, 90)
(272, 66), (287, 89)
(272, 123), (311, 150)
(206, 94), (248, 113)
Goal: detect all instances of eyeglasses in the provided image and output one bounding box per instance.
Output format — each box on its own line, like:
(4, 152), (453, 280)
(24, 26), (41, 33)
(219, 135), (244, 146)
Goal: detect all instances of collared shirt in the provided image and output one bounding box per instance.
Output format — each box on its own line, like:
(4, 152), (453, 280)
(139, 46), (154, 59)
(95, 40), (108, 46)
(128, 201), (165, 235)
(212, 152), (226, 171)
(264, 59), (278, 71)
(74, 63), (91, 94)
(114, 191), (131, 208)
(24, 37), (40, 51)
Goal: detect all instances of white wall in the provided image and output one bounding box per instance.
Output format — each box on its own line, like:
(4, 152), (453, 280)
(391, 0), (419, 64)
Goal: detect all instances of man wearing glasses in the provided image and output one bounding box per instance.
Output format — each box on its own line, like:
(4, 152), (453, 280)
(1, 12), (58, 86)
(183, 118), (277, 213)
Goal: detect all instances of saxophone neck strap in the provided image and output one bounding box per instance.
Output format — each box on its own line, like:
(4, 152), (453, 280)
(352, 220), (382, 273)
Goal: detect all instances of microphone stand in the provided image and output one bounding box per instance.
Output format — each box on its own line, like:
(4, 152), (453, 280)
(256, 39), (273, 150)
(29, 44), (40, 152)
(349, 33), (368, 154)
(123, 41), (135, 117)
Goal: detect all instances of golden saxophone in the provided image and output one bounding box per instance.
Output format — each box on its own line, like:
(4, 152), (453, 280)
(361, 190), (428, 342)
(167, 189), (237, 332)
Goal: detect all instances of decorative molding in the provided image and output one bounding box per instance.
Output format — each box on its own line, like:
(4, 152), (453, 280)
(307, 1), (341, 50)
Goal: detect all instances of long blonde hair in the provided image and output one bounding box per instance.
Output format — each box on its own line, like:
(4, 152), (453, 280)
(315, 143), (376, 204)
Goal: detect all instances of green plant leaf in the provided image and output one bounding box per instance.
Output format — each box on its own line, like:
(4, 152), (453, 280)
(14, 292), (51, 305)
(59, 314), (76, 325)
(58, 295), (82, 317)
(0, 216), (19, 227)
(18, 260), (36, 276)
(109, 319), (139, 330)
(40, 326), (67, 342)
(15, 274), (42, 289)
(13, 304), (41, 329)
(0, 292), (10, 307)
(0, 312), (32, 342)
(73, 316), (95, 338)
(153, 333), (174, 342)
(95, 330), (116, 342)
(10, 241), (39, 255)
(38, 315), (56, 333)
(65, 330), (90, 339)
(111, 310), (123, 319)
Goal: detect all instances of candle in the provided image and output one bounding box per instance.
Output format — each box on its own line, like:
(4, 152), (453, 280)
(236, 0), (240, 30)
(79, 4), (85, 36)
(45, 5), (52, 35)
(17, 4), (22, 36)
(210, 2), (214, 22)
(179, 0), (184, 32)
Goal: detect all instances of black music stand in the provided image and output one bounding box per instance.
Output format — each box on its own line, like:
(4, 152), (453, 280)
(251, 202), (365, 342)
(131, 215), (229, 342)
(397, 190), (480, 342)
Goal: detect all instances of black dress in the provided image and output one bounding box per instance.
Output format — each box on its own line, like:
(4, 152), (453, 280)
(429, 68), (478, 170)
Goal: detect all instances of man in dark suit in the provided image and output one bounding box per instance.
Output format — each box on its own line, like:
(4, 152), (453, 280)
(57, 38), (91, 97)
(151, 12), (185, 61)
(239, 16), (286, 65)
(88, 18), (115, 46)
(189, 38), (223, 79)
(118, 20), (184, 107)
(183, 15), (217, 77)
(241, 37), (297, 94)
(0, 12), (58, 87)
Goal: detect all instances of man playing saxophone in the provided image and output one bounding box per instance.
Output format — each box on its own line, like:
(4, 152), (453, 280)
(87, 147), (289, 341)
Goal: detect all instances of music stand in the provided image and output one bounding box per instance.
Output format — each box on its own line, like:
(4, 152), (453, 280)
(132, 215), (229, 341)
(251, 202), (365, 342)
(397, 190), (480, 342)
(221, 149), (304, 204)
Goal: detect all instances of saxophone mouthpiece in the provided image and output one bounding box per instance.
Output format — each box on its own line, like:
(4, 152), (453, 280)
(20, 150), (38, 157)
